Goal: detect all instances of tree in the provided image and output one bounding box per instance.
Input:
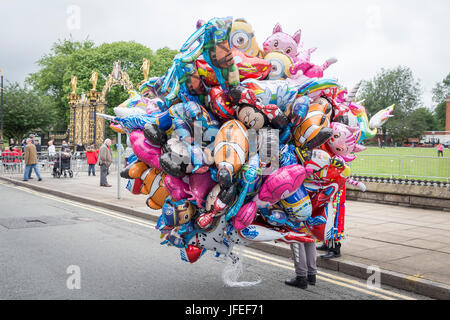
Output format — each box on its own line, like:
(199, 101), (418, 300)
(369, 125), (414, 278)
(358, 66), (423, 142)
(27, 38), (177, 131)
(3, 82), (58, 141)
(432, 73), (450, 131)
(406, 108), (436, 138)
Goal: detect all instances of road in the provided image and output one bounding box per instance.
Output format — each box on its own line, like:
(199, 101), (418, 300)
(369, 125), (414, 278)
(0, 181), (430, 300)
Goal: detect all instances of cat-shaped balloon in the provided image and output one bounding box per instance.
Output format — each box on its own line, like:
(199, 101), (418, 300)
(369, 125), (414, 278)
(262, 23), (301, 63)
(325, 122), (366, 163)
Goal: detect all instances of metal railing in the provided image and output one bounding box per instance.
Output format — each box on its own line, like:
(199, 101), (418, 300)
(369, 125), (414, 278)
(0, 151), (119, 177)
(349, 154), (450, 182)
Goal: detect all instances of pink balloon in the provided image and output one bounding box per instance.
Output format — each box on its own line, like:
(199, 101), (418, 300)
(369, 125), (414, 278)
(186, 172), (215, 208)
(232, 201), (257, 230)
(164, 175), (190, 201)
(129, 130), (162, 170)
(254, 164), (313, 208)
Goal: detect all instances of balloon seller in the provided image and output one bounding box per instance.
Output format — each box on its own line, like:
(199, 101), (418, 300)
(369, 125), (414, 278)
(103, 17), (394, 289)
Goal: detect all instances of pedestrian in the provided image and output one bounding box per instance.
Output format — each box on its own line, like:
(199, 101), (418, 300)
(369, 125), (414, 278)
(437, 144), (444, 157)
(35, 139), (42, 153)
(62, 140), (69, 150)
(285, 242), (317, 289)
(48, 140), (56, 159)
(76, 141), (85, 152)
(23, 138), (42, 182)
(98, 139), (112, 187)
(86, 144), (98, 176)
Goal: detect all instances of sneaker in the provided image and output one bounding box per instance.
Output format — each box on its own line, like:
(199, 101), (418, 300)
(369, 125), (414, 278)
(38, 178), (42, 181)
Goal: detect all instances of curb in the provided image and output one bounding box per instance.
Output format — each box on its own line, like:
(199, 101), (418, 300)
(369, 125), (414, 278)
(1, 176), (449, 300)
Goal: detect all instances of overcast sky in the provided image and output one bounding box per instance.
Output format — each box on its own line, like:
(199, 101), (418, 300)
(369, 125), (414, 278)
(1, 0), (449, 107)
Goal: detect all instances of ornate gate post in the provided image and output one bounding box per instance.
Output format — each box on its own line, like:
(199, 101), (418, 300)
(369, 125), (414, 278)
(67, 76), (80, 148)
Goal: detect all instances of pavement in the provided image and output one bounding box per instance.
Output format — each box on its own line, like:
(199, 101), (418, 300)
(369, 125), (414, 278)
(1, 170), (449, 299)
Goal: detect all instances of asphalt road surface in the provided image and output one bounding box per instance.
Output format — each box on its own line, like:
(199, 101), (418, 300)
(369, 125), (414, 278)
(0, 181), (430, 300)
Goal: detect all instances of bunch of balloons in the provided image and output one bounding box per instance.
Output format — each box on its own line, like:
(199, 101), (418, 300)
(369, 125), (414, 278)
(105, 17), (394, 264)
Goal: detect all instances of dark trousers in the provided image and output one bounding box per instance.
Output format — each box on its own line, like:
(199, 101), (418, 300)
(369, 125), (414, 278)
(438, 150), (443, 157)
(100, 164), (109, 185)
(88, 164), (96, 176)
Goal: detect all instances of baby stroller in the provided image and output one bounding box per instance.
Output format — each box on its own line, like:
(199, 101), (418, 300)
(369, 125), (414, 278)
(52, 149), (73, 178)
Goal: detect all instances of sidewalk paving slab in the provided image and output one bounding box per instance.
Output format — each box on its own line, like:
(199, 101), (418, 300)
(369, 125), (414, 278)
(1, 171), (449, 300)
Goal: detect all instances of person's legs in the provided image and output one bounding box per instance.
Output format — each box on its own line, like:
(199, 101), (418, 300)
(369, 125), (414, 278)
(32, 164), (42, 180)
(285, 243), (308, 289)
(23, 165), (31, 181)
(92, 164), (96, 176)
(321, 239), (341, 259)
(88, 164), (92, 176)
(304, 242), (317, 285)
(100, 164), (108, 186)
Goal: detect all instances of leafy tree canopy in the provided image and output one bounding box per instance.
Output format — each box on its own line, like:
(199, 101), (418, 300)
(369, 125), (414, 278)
(3, 82), (58, 141)
(27, 38), (177, 131)
(358, 66), (424, 141)
(432, 73), (450, 131)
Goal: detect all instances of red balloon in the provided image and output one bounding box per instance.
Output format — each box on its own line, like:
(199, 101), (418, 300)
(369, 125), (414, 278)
(208, 86), (235, 120)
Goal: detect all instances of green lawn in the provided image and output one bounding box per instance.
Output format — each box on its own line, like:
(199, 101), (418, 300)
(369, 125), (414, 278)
(359, 146), (445, 157)
(349, 147), (450, 181)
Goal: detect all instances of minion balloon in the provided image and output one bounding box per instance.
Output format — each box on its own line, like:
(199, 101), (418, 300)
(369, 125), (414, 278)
(230, 18), (264, 58)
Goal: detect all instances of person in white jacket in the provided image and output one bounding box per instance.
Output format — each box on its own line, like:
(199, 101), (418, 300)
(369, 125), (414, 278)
(48, 140), (56, 158)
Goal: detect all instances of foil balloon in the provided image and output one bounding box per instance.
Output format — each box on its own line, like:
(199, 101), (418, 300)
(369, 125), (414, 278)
(230, 18), (264, 58)
(208, 86), (235, 120)
(293, 97), (333, 150)
(262, 23), (301, 63)
(186, 172), (216, 208)
(325, 122), (366, 163)
(214, 120), (249, 188)
(164, 175), (190, 201)
(196, 184), (237, 229)
(369, 104), (395, 129)
(290, 58), (338, 79)
(129, 130), (162, 170)
(142, 168), (170, 210)
(162, 197), (197, 227)
(280, 184), (312, 221)
(264, 51), (293, 80)
(254, 164), (314, 208)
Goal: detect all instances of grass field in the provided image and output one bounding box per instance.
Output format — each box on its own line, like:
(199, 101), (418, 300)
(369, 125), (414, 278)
(350, 147), (450, 181)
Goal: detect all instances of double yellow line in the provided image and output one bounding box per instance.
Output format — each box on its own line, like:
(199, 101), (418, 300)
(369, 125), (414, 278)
(1, 181), (417, 300)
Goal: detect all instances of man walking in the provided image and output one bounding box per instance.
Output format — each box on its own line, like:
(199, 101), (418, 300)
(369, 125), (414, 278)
(98, 139), (112, 187)
(23, 138), (42, 182)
